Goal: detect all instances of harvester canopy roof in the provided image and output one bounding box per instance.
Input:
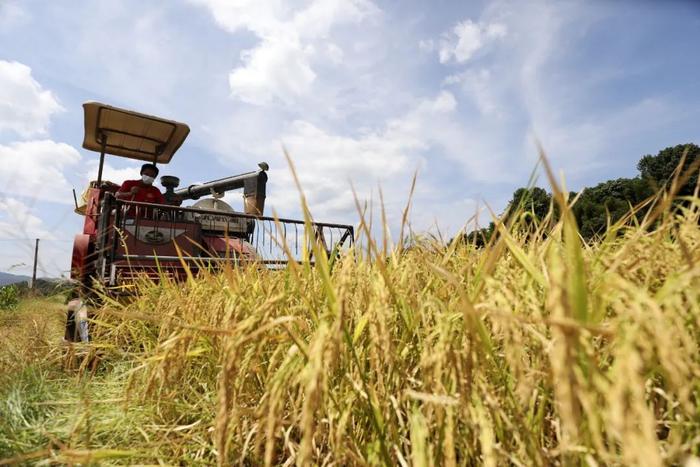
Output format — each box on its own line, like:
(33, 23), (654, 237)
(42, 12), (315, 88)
(82, 102), (190, 164)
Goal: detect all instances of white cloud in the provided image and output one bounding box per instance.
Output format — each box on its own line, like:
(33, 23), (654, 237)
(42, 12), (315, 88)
(485, 23), (507, 39)
(0, 140), (82, 203)
(443, 68), (499, 116)
(229, 34), (317, 104)
(190, 0), (378, 39)
(292, 0), (378, 39)
(187, 0), (285, 35)
(205, 84), (513, 233)
(192, 0), (379, 104)
(325, 43), (344, 64)
(0, 60), (63, 138)
(0, 197), (53, 240)
(433, 2), (643, 182)
(237, 91), (489, 232)
(437, 19), (507, 64)
(83, 160), (141, 186)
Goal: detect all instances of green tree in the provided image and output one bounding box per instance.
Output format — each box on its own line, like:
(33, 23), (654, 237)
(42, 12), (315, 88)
(572, 177), (653, 239)
(459, 142), (699, 246)
(637, 143), (699, 196)
(505, 187), (553, 225)
(462, 222), (495, 248)
(459, 187), (553, 247)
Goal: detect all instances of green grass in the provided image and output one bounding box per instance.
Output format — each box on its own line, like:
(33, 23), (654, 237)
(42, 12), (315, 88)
(1, 189), (699, 465)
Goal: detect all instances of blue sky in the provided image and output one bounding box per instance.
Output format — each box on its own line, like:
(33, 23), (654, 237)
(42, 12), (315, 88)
(0, 0), (698, 277)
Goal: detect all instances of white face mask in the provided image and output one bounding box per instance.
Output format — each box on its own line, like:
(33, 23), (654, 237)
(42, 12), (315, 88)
(141, 175), (155, 185)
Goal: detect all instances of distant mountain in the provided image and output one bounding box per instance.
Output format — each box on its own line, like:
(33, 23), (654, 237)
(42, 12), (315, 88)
(0, 272), (31, 287)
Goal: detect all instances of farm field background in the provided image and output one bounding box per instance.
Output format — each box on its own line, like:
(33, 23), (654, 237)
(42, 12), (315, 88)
(1, 189), (700, 466)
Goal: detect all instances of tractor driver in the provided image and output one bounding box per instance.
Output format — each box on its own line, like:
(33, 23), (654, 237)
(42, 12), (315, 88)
(116, 163), (179, 216)
(116, 163), (166, 204)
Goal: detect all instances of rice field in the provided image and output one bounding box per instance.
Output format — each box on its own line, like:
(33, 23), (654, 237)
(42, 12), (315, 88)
(1, 170), (699, 465)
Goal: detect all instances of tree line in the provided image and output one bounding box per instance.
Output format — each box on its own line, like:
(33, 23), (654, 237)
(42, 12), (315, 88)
(461, 143), (699, 245)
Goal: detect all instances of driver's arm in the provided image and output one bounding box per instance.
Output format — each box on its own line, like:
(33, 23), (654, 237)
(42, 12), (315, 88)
(116, 182), (137, 199)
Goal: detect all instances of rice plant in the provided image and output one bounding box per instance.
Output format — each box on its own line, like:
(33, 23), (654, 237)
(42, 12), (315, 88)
(1, 165), (699, 465)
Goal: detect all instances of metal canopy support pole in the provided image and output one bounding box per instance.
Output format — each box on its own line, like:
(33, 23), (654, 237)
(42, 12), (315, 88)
(96, 136), (106, 185)
(153, 144), (162, 168)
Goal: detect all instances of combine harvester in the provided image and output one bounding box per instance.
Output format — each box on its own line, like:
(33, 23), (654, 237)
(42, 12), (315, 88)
(66, 102), (354, 341)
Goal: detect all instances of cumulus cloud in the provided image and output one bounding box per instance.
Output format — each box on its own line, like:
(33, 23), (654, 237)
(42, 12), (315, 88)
(0, 60), (63, 138)
(437, 19), (506, 64)
(191, 0), (379, 104)
(229, 35), (317, 104)
(0, 140), (82, 203)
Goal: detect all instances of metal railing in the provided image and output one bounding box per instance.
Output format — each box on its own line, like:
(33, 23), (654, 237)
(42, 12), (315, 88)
(95, 194), (354, 281)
